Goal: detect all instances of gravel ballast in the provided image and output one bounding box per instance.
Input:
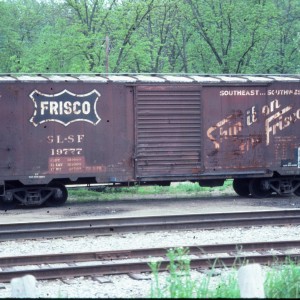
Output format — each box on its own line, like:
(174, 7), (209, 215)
(0, 224), (299, 298)
(1, 193), (300, 298)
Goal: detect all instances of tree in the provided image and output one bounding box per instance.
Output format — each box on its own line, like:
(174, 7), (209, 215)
(65, 0), (117, 72)
(256, 0), (300, 73)
(185, 0), (283, 73)
(0, 0), (46, 72)
(107, 0), (155, 72)
(0, 0), (299, 74)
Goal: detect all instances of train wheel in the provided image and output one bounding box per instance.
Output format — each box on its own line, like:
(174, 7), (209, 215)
(0, 185), (17, 210)
(232, 179), (250, 197)
(45, 183), (68, 207)
(249, 178), (271, 198)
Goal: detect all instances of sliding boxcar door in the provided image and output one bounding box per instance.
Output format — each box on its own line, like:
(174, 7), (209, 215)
(135, 85), (202, 181)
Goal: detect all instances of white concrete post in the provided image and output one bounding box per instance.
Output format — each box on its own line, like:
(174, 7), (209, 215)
(11, 275), (37, 298)
(238, 263), (265, 298)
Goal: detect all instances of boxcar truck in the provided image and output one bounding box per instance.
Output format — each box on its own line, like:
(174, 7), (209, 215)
(0, 74), (299, 209)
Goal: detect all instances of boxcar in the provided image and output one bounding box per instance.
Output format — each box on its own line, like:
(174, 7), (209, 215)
(0, 74), (299, 208)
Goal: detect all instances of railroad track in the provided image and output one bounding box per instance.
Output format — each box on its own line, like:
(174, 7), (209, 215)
(0, 240), (299, 283)
(0, 209), (299, 241)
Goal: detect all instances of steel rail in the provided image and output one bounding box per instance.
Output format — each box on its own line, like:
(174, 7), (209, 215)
(0, 240), (300, 267)
(0, 244), (299, 282)
(0, 209), (299, 241)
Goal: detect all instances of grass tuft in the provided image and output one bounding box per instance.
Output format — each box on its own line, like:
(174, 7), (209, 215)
(68, 180), (234, 202)
(264, 259), (300, 298)
(149, 248), (300, 298)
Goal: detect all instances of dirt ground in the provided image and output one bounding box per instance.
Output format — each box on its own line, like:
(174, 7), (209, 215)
(1, 189), (300, 224)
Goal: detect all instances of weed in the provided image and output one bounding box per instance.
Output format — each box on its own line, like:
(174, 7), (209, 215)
(149, 248), (300, 298)
(68, 180), (234, 202)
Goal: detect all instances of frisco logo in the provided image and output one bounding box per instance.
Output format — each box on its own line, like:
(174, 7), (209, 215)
(30, 89), (101, 126)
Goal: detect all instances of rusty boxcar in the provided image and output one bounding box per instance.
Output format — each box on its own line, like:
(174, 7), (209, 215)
(0, 74), (299, 209)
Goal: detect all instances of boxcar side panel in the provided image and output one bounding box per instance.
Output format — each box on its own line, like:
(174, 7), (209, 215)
(0, 81), (135, 185)
(265, 81), (300, 175)
(202, 81), (300, 176)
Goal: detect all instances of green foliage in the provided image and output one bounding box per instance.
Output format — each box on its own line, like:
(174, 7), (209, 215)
(149, 249), (300, 298)
(150, 248), (199, 298)
(264, 259), (300, 298)
(206, 271), (240, 298)
(1, 0), (299, 73)
(67, 180), (234, 202)
(185, 0), (283, 73)
(149, 248), (240, 298)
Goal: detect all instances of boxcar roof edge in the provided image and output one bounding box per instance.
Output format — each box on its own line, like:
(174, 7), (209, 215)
(0, 73), (299, 84)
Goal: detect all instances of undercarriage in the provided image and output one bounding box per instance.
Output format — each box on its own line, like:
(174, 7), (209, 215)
(0, 183), (68, 210)
(233, 177), (300, 198)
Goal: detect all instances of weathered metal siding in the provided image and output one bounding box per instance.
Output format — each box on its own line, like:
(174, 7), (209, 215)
(0, 82), (27, 178)
(0, 81), (135, 185)
(265, 81), (300, 175)
(0, 75), (299, 187)
(202, 81), (300, 176)
(135, 85), (202, 179)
